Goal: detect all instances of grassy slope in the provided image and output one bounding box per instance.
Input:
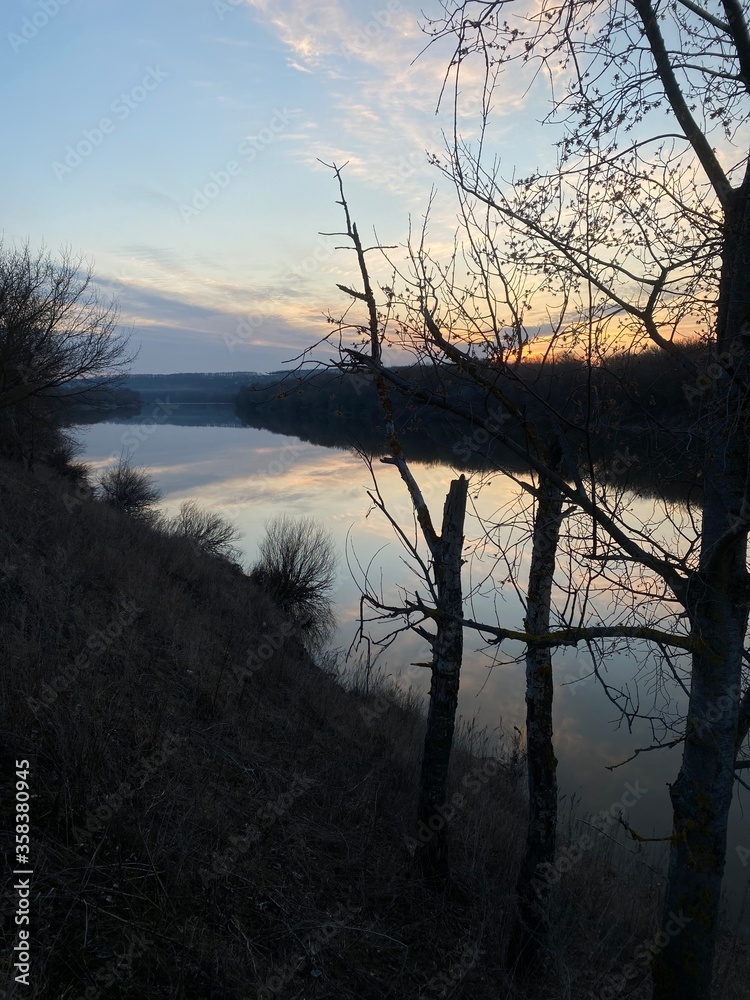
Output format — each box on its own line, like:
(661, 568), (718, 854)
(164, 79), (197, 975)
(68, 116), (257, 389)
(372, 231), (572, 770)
(0, 458), (746, 999)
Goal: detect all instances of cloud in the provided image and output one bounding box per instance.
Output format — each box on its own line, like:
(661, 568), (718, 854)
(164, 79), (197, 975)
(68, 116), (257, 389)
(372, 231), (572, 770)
(243, 0), (536, 205)
(80, 4), (541, 376)
(242, 1), (454, 196)
(97, 277), (220, 324)
(92, 266), (331, 373)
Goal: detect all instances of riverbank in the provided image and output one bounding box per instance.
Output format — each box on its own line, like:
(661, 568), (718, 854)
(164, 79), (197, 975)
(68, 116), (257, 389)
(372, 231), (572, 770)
(1, 455), (746, 998)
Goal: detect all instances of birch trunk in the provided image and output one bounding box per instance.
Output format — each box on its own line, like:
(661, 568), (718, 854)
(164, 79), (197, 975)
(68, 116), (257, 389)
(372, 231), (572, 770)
(417, 475), (468, 880)
(507, 477), (564, 973)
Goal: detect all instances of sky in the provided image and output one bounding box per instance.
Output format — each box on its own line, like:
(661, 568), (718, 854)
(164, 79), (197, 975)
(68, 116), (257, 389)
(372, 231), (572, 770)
(1, 0), (548, 374)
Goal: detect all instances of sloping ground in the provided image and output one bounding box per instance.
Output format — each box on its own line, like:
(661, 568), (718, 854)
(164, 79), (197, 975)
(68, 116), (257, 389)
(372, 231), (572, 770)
(0, 459), (746, 999)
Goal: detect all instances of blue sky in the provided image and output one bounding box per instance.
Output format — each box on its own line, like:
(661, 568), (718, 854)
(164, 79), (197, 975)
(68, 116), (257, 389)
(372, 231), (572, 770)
(2, 0), (542, 373)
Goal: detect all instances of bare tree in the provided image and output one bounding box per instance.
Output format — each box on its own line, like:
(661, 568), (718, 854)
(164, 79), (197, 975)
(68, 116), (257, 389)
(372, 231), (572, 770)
(300, 1), (750, 994)
(0, 242), (131, 407)
(0, 242), (131, 464)
(250, 515), (337, 651)
(326, 207), (591, 949)
(416, 2), (750, 995)
(355, 453), (470, 880)
(317, 130), (748, 995)
(322, 172), (479, 882)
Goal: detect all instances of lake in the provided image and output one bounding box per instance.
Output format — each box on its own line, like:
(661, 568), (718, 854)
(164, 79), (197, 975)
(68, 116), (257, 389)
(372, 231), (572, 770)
(75, 403), (750, 936)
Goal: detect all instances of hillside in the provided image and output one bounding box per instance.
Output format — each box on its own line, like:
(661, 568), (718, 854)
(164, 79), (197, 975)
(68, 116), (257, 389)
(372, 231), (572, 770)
(1, 458), (746, 998)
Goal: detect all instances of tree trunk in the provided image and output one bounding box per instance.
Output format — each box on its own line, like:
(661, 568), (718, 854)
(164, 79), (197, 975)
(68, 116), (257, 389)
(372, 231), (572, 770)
(651, 593), (746, 998)
(652, 193), (750, 998)
(417, 475), (468, 881)
(507, 476), (564, 973)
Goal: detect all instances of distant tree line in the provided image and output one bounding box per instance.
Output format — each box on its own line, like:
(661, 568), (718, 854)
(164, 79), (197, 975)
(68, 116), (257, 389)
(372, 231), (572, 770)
(237, 347), (704, 500)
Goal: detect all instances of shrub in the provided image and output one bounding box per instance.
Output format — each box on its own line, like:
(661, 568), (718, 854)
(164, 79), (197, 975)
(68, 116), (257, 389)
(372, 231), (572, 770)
(250, 514), (337, 650)
(169, 499), (242, 562)
(97, 458), (162, 521)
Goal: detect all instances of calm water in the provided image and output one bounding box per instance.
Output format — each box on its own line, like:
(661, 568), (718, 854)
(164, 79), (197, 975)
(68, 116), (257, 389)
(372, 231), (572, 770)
(75, 406), (749, 934)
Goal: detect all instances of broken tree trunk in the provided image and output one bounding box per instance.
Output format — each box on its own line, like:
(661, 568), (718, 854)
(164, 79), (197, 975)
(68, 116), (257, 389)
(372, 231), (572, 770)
(417, 474), (469, 881)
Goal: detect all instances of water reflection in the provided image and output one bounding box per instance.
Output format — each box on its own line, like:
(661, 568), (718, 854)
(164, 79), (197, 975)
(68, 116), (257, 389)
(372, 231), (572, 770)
(76, 409), (749, 934)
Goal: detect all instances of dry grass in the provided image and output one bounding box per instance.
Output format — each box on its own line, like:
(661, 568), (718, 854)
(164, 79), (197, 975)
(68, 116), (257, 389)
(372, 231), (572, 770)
(0, 457), (747, 999)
